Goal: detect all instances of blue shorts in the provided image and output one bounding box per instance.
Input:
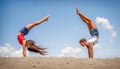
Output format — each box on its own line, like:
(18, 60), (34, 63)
(19, 27), (29, 35)
(89, 28), (99, 37)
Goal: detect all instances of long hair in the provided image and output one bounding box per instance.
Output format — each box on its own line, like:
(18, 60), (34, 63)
(26, 40), (47, 55)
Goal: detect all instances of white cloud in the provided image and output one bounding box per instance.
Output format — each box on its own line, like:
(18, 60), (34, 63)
(96, 17), (117, 38)
(60, 46), (83, 57)
(96, 17), (113, 30)
(110, 30), (116, 38)
(0, 43), (29, 57)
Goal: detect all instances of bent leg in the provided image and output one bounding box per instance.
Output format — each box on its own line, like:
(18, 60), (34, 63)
(26, 15), (49, 30)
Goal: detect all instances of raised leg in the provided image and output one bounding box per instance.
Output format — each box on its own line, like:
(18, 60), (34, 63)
(25, 15), (49, 30)
(76, 8), (96, 30)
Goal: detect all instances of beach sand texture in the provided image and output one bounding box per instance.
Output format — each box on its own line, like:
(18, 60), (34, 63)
(0, 57), (120, 69)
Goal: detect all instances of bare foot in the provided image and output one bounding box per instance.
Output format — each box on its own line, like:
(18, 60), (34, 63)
(42, 15), (49, 21)
(76, 8), (80, 15)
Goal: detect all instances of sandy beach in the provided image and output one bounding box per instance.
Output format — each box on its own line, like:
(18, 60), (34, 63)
(0, 57), (120, 69)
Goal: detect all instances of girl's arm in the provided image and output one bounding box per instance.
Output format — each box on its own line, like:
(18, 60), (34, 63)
(23, 40), (26, 57)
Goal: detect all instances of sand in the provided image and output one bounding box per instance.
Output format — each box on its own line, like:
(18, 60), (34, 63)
(0, 57), (120, 69)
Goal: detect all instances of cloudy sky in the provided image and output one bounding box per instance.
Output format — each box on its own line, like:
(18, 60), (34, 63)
(0, 0), (120, 58)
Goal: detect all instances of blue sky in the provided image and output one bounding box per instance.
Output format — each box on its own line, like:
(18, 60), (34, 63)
(0, 0), (120, 58)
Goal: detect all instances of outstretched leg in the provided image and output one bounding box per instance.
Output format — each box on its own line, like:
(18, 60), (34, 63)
(76, 8), (96, 30)
(26, 15), (49, 30)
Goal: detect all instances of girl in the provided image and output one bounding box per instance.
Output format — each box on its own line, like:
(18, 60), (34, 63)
(17, 15), (49, 57)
